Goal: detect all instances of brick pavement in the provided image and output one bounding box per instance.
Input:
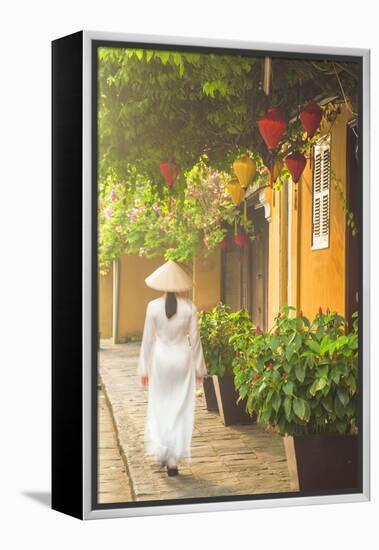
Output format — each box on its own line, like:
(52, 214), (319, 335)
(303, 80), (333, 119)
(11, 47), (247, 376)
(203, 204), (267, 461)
(98, 388), (133, 503)
(98, 340), (292, 502)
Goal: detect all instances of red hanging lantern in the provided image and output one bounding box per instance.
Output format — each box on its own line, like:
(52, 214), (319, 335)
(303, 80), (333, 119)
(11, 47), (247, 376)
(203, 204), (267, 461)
(258, 107), (287, 151)
(219, 236), (230, 249)
(159, 160), (180, 188)
(234, 230), (248, 247)
(285, 152), (307, 183)
(300, 101), (323, 137)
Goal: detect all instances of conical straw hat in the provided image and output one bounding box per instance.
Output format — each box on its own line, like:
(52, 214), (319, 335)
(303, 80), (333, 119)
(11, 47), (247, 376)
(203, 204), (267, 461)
(145, 260), (193, 292)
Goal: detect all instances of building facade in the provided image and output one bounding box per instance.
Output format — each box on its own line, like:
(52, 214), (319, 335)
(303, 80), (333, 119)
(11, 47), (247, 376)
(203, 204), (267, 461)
(99, 105), (358, 340)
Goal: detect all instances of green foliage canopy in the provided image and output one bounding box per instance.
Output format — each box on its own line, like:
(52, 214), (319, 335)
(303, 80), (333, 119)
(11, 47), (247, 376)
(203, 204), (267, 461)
(98, 47), (359, 266)
(98, 47), (358, 189)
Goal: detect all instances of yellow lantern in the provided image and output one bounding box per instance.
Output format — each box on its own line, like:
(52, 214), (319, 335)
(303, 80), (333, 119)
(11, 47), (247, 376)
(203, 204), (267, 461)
(227, 179), (245, 206)
(233, 154), (257, 189)
(269, 159), (283, 185)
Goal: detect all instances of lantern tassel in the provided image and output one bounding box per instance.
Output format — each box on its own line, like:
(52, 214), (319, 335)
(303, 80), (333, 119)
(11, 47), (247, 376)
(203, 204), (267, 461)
(243, 200), (247, 224)
(234, 218), (237, 236)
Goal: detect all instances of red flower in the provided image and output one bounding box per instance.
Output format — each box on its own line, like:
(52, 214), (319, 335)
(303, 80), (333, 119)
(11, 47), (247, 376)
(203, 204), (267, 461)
(275, 329), (280, 336)
(255, 324), (262, 335)
(268, 362), (274, 371)
(326, 307), (330, 315)
(318, 306), (323, 315)
(253, 374), (259, 381)
(235, 350), (241, 357)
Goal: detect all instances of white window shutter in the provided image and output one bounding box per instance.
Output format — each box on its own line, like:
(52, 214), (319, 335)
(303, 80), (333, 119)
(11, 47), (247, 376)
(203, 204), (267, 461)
(312, 136), (331, 249)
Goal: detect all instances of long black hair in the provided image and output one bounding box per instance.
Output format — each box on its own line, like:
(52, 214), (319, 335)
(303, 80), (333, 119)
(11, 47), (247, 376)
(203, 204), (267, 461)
(165, 291), (177, 319)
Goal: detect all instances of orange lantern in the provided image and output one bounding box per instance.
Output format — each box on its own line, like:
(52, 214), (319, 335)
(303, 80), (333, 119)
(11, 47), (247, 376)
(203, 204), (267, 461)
(269, 159), (283, 185)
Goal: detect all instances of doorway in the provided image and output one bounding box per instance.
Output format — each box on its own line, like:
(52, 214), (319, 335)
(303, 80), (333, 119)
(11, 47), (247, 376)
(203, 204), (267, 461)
(221, 204), (269, 329)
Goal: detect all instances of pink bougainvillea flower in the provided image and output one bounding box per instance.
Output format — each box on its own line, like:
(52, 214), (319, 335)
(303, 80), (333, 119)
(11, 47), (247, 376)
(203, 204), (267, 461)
(152, 203), (159, 211)
(129, 207), (139, 219)
(109, 189), (116, 202)
(105, 209), (113, 218)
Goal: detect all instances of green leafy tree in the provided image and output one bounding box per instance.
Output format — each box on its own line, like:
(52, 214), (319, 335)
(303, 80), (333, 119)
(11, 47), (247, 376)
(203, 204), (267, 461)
(98, 47), (359, 265)
(98, 47), (358, 189)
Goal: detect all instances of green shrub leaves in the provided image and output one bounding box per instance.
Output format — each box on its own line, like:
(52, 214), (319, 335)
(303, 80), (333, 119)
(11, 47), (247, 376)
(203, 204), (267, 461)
(232, 307), (358, 436)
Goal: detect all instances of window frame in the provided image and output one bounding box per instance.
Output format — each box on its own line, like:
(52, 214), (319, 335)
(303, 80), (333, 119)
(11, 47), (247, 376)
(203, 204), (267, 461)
(311, 134), (332, 251)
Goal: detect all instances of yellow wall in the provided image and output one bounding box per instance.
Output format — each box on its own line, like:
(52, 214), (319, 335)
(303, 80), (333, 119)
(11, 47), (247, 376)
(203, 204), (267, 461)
(99, 264), (113, 338)
(294, 105), (354, 319)
(193, 248), (221, 311)
(118, 254), (165, 340)
(267, 186), (282, 327)
(98, 254), (195, 340)
(266, 105), (353, 324)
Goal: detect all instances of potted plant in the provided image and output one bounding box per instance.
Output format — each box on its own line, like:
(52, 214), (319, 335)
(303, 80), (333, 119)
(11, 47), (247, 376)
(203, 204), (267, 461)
(231, 306), (359, 491)
(199, 303), (254, 425)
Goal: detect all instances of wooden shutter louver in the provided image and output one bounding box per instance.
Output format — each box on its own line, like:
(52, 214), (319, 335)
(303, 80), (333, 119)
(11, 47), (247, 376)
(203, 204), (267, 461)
(312, 136), (331, 249)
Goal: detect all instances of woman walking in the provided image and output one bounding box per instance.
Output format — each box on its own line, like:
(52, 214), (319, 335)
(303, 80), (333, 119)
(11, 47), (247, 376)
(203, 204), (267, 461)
(137, 260), (207, 476)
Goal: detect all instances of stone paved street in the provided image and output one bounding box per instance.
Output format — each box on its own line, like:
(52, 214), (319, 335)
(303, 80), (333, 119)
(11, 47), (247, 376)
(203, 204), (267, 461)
(98, 388), (133, 503)
(98, 340), (292, 502)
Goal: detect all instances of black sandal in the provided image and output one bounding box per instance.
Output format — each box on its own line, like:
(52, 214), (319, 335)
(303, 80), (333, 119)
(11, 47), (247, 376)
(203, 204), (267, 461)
(167, 466), (179, 477)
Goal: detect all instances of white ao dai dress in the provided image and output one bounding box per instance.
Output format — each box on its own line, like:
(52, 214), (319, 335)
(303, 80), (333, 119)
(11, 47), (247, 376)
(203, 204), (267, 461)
(137, 295), (207, 466)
